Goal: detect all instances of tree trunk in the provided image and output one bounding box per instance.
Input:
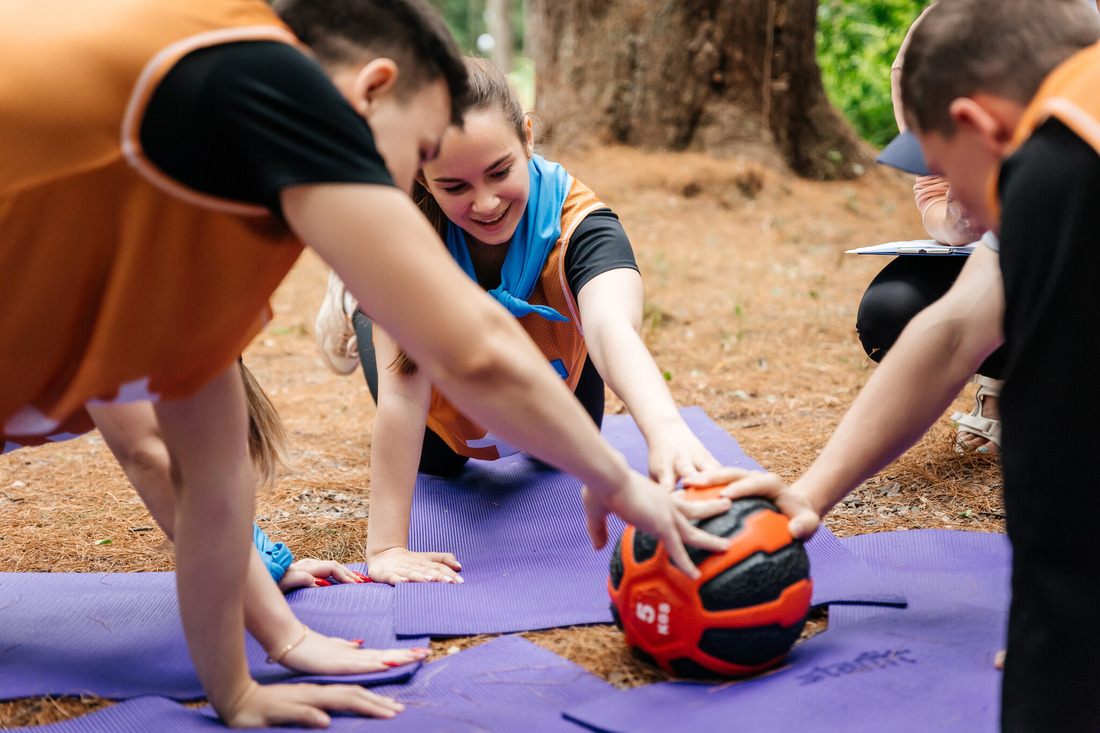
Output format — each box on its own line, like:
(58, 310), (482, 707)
(529, 0), (871, 179)
(486, 0), (514, 73)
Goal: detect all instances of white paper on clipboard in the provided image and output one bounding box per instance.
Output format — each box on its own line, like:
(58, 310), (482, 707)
(845, 239), (978, 256)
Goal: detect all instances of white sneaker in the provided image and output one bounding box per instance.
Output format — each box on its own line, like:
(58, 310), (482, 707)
(315, 270), (360, 375)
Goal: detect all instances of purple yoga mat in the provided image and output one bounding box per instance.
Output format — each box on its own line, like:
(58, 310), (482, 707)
(804, 524), (906, 609)
(395, 457), (623, 637)
(565, 603), (1003, 733)
(604, 406), (764, 475)
(830, 529), (1011, 627)
(32, 636), (612, 732)
(0, 566), (425, 701)
(395, 409), (905, 638)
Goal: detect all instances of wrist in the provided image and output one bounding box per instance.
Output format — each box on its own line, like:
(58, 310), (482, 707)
(636, 411), (690, 443)
(265, 623), (309, 666)
(578, 449), (632, 498)
(790, 475), (843, 521)
(366, 542), (407, 561)
(212, 672), (261, 726)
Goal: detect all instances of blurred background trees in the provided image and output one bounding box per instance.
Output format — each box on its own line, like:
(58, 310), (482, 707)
(426, 0), (929, 176)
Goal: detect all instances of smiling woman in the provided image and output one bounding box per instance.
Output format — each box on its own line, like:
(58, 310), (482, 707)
(431, 140), (528, 242)
(419, 79), (532, 251)
(312, 56), (728, 586)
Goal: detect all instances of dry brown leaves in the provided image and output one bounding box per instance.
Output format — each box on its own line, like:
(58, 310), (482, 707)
(0, 146), (1002, 727)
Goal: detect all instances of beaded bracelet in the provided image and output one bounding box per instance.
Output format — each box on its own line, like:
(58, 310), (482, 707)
(266, 624), (309, 665)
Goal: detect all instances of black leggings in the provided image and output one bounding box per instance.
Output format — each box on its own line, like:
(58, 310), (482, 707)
(856, 256), (1006, 378)
(353, 311), (605, 477)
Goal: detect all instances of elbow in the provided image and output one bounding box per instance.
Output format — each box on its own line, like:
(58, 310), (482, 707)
(114, 434), (172, 485)
(907, 303), (998, 375)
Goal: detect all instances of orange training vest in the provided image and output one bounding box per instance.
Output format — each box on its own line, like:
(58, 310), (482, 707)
(987, 41), (1100, 223)
(0, 0), (304, 445)
(425, 177), (606, 460)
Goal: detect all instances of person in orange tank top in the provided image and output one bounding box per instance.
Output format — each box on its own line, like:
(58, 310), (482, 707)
(1, 1), (732, 725)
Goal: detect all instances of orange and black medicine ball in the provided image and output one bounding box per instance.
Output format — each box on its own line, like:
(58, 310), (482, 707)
(608, 489), (813, 678)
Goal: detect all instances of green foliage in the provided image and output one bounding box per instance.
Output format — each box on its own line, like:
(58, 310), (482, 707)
(816, 0), (929, 147)
(427, 0), (481, 52)
(425, 1), (533, 109)
(507, 55), (536, 110)
(426, 0), (525, 57)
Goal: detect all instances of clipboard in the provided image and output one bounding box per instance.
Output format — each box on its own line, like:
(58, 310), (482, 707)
(846, 239), (977, 256)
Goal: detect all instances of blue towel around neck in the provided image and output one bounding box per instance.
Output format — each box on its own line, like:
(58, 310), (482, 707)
(445, 154), (572, 322)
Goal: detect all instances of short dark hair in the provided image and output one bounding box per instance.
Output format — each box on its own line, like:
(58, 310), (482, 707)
(901, 0), (1100, 136)
(275, 0), (470, 125)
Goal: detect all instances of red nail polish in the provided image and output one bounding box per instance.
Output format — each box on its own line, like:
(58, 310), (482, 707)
(383, 660), (401, 667)
(350, 639), (364, 645)
(314, 579), (331, 586)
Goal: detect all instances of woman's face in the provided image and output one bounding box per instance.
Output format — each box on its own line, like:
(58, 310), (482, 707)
(420, 109), (533, 246)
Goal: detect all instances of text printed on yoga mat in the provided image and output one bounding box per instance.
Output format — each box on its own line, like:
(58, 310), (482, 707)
(797, 648), (916, 685)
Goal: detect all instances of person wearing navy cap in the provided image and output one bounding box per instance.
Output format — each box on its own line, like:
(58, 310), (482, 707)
(858, 2), (1005, 453)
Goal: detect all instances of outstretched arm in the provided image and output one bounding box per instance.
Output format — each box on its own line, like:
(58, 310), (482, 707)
(150, 364), (274, 725)
(577, 268), (721, 488)
(91, 372), (420, 727)
(692, 244), (1006, 536)
(283, 183), (730, 576)
(365, 325), (462, 584)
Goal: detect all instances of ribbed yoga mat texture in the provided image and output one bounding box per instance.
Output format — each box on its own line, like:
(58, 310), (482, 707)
(27, 635), (613, 732)
(2, 409), (1008, 732)
(564, 528), (1010, 733)
(0, 569), (425, 700)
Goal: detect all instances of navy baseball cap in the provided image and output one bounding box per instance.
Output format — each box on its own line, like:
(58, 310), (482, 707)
(876, 129), (930, 176)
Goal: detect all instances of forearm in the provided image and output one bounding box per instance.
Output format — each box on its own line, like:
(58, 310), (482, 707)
(365, 389), (427, 559)
(588, 325), (683, 443)
(154, 367), (255, 718)
(577, 269), (689, 450)
(243, 550), (302, 649)
(796, 299), (996, 517)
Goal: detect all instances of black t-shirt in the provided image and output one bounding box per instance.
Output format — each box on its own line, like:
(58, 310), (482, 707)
(141, 41), (637, 289)
(996, 117), (1100, 731)
(563, 207), (639, 297)
(140, 41), (394, 216)
(998, 118), (1100, 486)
